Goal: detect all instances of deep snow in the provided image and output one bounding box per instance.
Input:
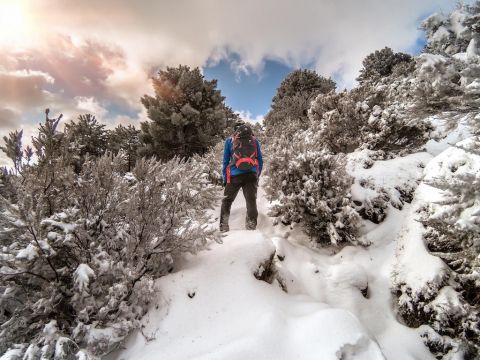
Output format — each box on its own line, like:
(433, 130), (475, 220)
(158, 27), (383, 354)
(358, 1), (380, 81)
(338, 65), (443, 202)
(108, 115), (473, 360)
(106, 186), (385, 360)
(107, 185), (429, 359)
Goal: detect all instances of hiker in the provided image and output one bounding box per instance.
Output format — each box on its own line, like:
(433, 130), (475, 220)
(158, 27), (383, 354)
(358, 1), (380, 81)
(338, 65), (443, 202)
(219, 121), (263, 232)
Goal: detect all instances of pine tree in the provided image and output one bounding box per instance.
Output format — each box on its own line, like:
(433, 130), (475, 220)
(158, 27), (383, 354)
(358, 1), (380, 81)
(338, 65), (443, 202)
(64, 114), (108, 172)
(139, 65), (237, 160)
(107, 124), (141, 172)
(271, 69), (336, 104)
(357, 47), (413, 83)
(31, 109), (65, 167)
(0, 130), (23, 174)
(264, 69), (336, 138)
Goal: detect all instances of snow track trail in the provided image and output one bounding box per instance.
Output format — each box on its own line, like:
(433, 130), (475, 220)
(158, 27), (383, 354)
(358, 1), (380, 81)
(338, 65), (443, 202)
(107, 185), (385, 360)
(109, 163), (458, 360)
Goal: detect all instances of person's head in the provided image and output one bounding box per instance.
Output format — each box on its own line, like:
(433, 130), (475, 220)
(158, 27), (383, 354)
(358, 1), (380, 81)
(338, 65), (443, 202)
(233, 120), (245, 131)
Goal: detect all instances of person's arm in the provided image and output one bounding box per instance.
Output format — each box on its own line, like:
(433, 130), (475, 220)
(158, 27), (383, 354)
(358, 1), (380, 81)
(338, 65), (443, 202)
(222, 138), (231, 185)
(256, 139), (263, 177)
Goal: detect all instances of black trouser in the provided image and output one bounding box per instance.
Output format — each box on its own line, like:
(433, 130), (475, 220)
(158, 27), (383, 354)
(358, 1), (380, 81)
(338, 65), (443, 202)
(220, 172), (258, 228)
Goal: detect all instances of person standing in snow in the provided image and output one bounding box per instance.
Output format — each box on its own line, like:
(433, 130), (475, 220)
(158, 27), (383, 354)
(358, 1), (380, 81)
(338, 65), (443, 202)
(219, 120), (263, 232)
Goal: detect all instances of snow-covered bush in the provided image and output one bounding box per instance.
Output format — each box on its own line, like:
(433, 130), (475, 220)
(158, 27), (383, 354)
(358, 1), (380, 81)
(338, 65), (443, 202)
(0, 127), (219, 358)
(420, 137), (479, 355)
(264, 69), (335, 139)
(394, 137), (480, 358)
(192, 141), (224, 186)
(265, 133), (361, 246)
(308, 85), (431, 156)
(357, 47), (413, 83)
(354, 178), (390, 224)
(422, 3), (480, 56)
(307, 91), (366, 154)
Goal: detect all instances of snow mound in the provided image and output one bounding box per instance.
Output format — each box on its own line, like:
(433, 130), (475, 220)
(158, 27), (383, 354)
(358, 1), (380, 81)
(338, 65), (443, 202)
(392, 182), (448, 301)
(425, 114), (474, 157)
(393, 134), (479, 306)
(347, 149), (431, 227)
(108, 231), (383, 360)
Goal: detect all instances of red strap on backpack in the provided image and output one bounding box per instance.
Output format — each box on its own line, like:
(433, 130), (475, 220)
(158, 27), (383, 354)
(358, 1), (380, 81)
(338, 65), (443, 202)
(226, 165), (231, 184)
(253, 136), (259, 177)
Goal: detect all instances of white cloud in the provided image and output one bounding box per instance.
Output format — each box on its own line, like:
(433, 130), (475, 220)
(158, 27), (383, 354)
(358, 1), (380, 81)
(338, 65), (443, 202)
(0, 0), (461, 153)
(0, 69), (55, 109)
(236, 110), (264, 125)
(75, 97), (108, 119)
(25, 0), (457, 89)
(0, 107), (20, 130)
(107, 107), (148, 130)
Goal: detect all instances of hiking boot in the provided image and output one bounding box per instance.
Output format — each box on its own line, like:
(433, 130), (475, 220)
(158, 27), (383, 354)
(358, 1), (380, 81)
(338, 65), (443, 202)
(245, 218), (257, 230)
(219, 223), (229, 232)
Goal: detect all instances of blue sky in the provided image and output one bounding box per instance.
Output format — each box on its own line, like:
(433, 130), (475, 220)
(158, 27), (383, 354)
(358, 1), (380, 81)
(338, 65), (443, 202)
(204, 58), (293, 117)
(203, 36), (428, 119)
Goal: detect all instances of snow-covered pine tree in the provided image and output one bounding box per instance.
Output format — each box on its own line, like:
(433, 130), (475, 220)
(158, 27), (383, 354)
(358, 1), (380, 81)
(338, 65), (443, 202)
(356, 47), (413, 84)
(392, 4), (480, 357)
(0, 130), (24, 174)
(411, 2), (480, 114)
(107, 124), (141, 172)
(264, 69), (335, 139)
(417, 137), (479, 357)
(139, 65), (237, 160)
(32, 109), (66, 166)
(265, 130), (361, 246)
(64, 114), (109, 173)
(421, 2), (480, 56)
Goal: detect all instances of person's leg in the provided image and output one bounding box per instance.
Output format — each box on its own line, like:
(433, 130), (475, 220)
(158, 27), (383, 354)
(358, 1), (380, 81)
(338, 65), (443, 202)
(219, 177), (241, 232)
(242, 173), (258, 230)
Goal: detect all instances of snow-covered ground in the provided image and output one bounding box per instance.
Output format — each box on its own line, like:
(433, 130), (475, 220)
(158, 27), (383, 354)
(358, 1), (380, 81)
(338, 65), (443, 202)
(107, 182), (427, 359)
(106, 185), (385, 360)
(108, 115), (473, 360)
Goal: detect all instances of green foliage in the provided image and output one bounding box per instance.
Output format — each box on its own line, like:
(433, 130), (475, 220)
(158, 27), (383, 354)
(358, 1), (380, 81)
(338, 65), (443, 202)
(264, 69), (336, 138)
(140, 65), (237, 160)
(65, 114), (107, 157)
(357, 47), (413, 83)
(271, 69), (336, 104)
(107, 124), (141, 172)
(265, 134), (360, 245)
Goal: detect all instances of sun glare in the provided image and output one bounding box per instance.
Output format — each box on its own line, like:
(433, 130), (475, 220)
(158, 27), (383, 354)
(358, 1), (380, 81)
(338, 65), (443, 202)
(0, 0), (32, 45)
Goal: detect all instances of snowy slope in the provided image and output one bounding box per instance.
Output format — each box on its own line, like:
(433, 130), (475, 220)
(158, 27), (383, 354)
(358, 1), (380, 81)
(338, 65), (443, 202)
(107, 186), (384, 360)
(108, 115), (474, 360)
